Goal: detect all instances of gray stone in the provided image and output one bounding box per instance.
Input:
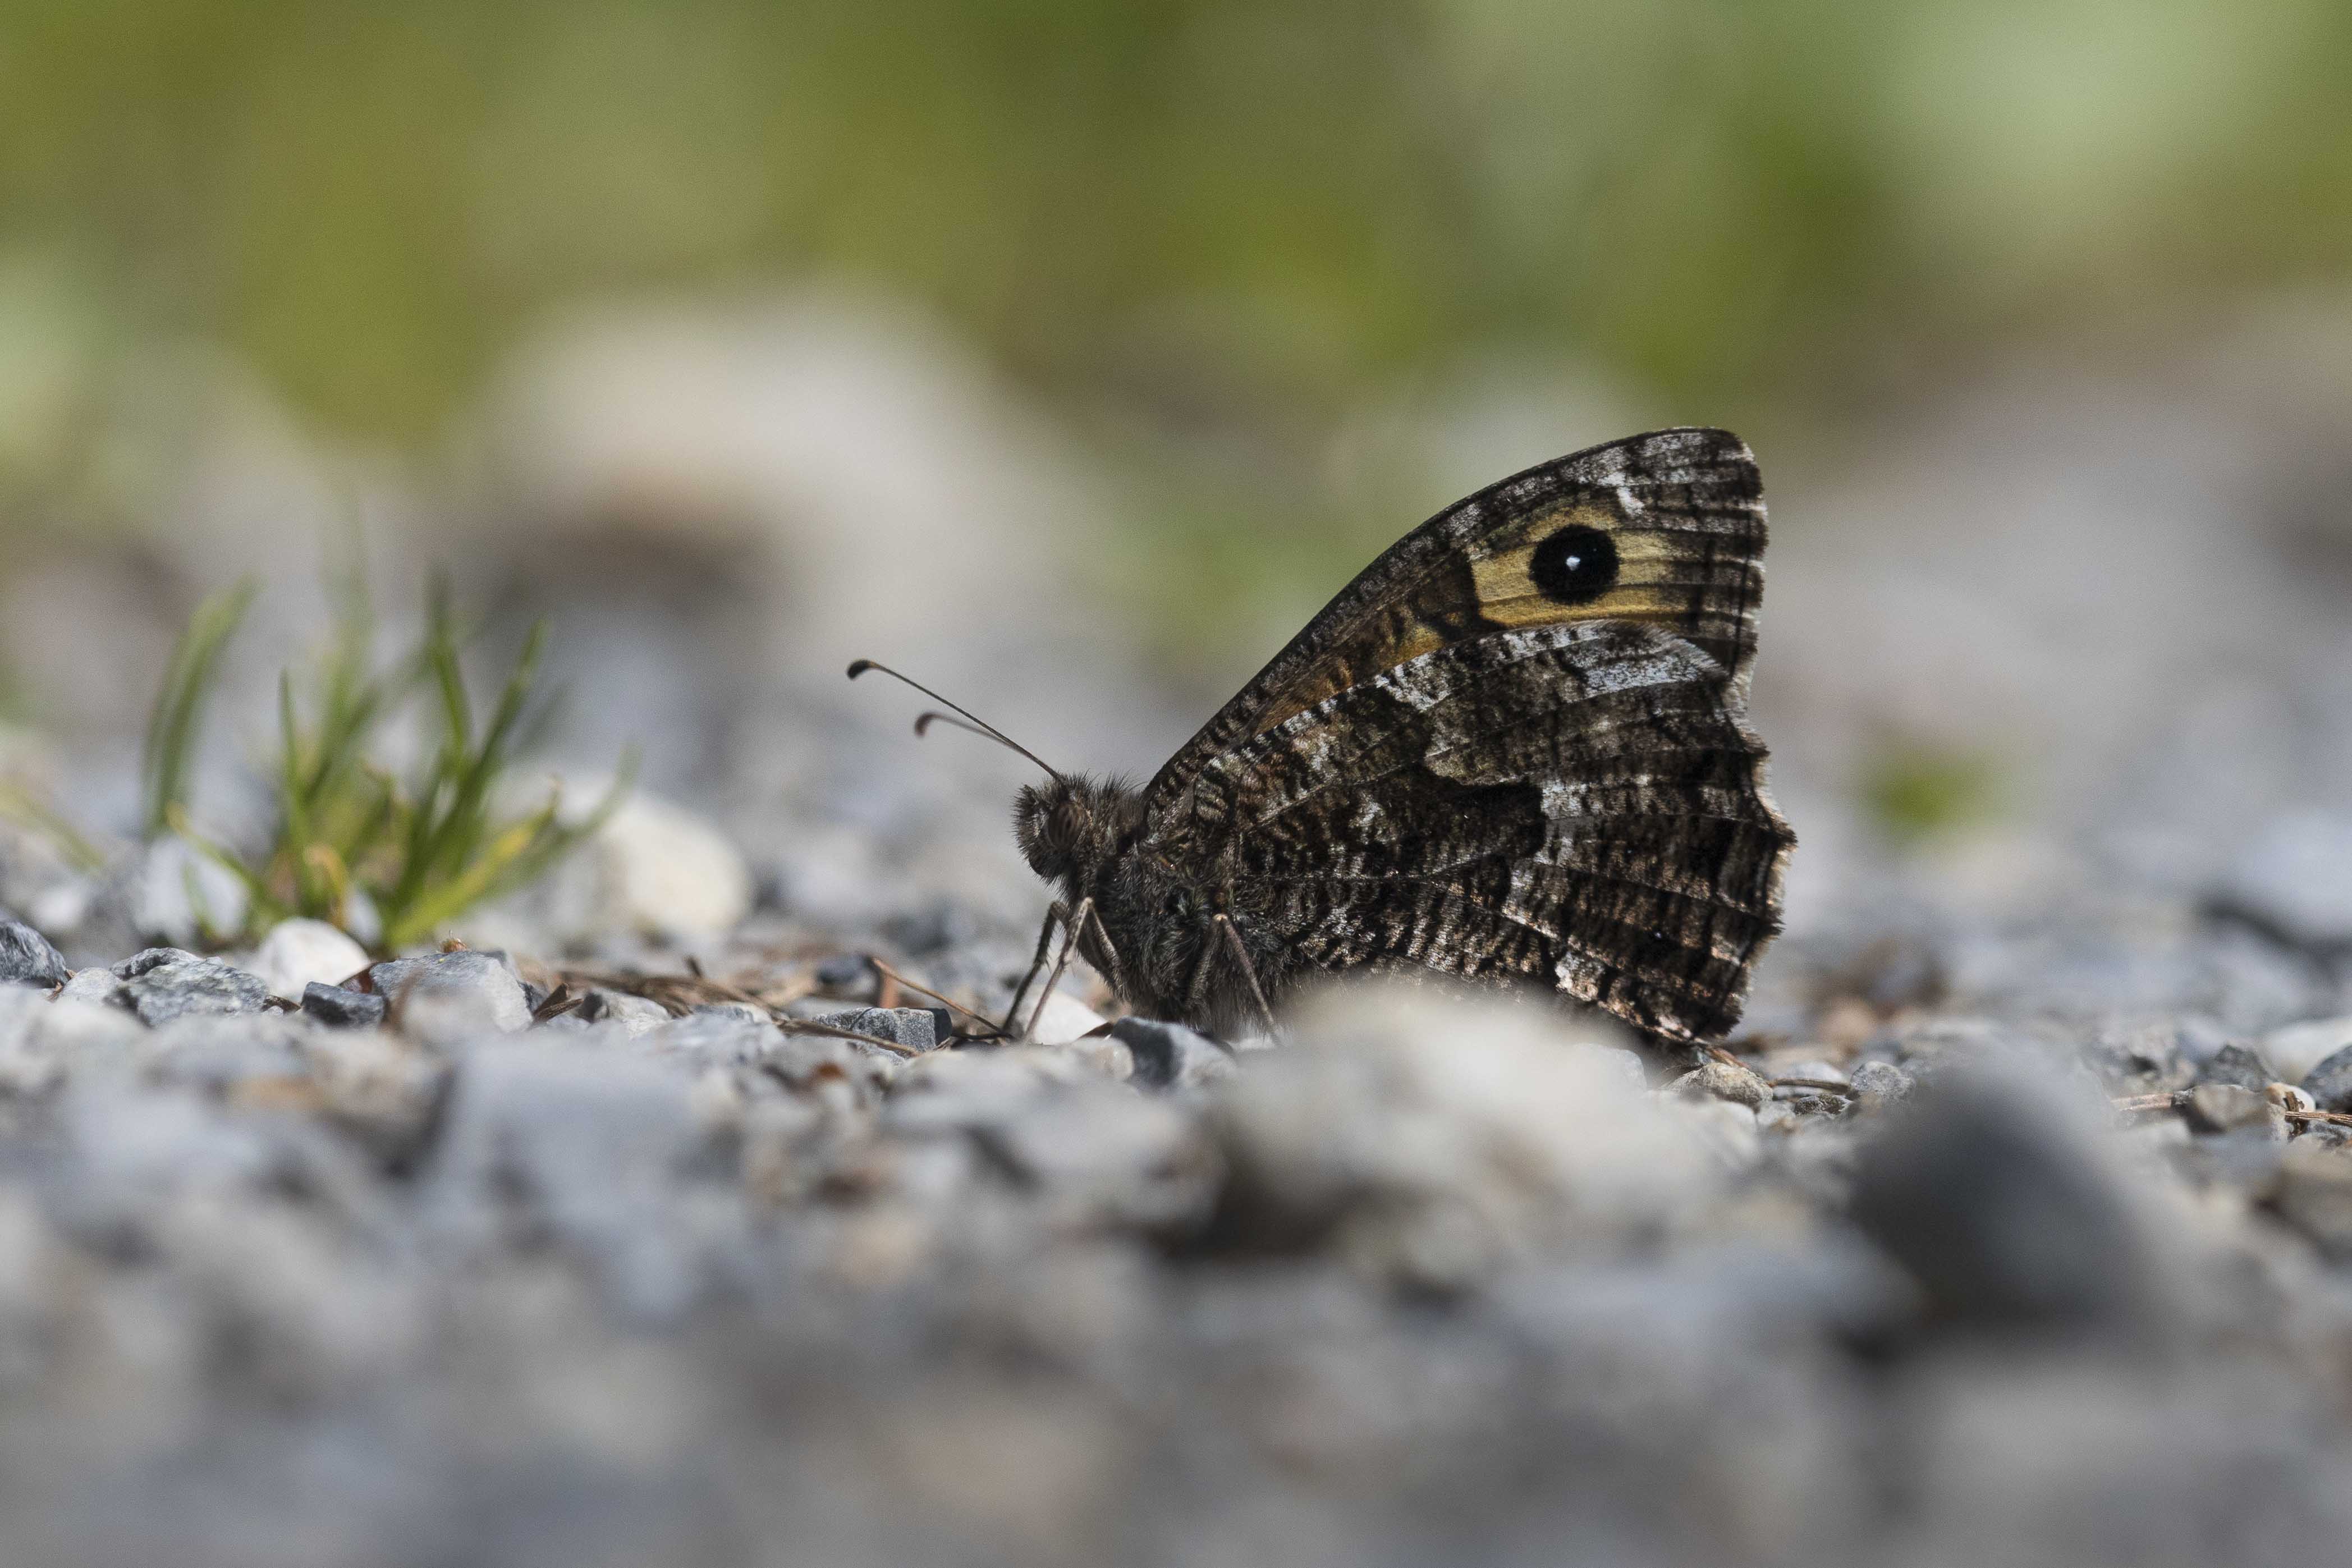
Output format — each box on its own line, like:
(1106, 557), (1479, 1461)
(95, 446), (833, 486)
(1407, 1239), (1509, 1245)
(883, 1046), (1084, 1136)
(301, 982), (388, 1030)
(812, 952), (875, 993)
(419, 1042), (727, 1318)
(0, 987), (61, 1094)
(2184, 1082), (2284, 1139)
(55, 1084), (291, 1218)
(806, 1006), (937, 1053)
(110, 948), (270, 1026)
(1111, 1017), (1235, 1091)
(986, 1085), (1214, 1228)
(648, 1006), (783, 1065)
(1667, 1058), (1771, 1108)
(2302, 1042), (2352, 1114)
(2261, 1016), (2352, 1083)
(368, 950), (531, 1034)
(0, 916), (67, 989)
(1850, 1060), (1915, 1110)
(1850, 1069), (2164, 1332)
(2197, 1041), (2278, 1092)
(572, 988), (670, 1035)
(1200, 983), (1724, 1285)
(246, 918), (370, 998)
(138, 1014), (317, 1099)
(56, 967), (122, 1006)
(501, 791), (753, 945)
(686, 1000), (769, 1028)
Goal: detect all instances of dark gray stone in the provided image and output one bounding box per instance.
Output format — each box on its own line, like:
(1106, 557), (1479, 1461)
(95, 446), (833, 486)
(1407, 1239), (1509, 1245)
(0, 915), (67, 989)
(1850, 1071), (2161, 1333)
(2198, 1041), (2278, 1092)
(109, 947), (270, 1026)
(111, 946), (196, 979)
(2303, 1043), (2352, 1114)
(302, 982), (388, 1030)
(1113, 1017), (1235, 1090)
(880, 902), (980, 956)
(813, 952), (875, 992)
(806, 1006), (936, 1053)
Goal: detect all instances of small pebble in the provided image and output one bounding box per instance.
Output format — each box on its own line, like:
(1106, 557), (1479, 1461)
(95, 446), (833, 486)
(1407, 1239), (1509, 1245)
(1112, 1017), (1235, 1091)
(1668, 1058), (1771, 1108)
(0, 916), (68, 990)
(1850, 1060), (1915, 1111)
(369, 950), (532, 1034)
(110, 947), (270, 1026)
(302, 982), (389, 1030)
(806, 1006), (938, 1053)
(2301, 1043), (2352, 1115)
(2185, 1083), (2282, 1139)
(2198, 1042), (2279, 1093)
(246, 918), (371, 1000)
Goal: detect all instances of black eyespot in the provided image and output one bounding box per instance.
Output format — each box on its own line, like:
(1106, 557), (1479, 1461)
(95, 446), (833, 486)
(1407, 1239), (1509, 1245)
(1530, 524), (1619, 605)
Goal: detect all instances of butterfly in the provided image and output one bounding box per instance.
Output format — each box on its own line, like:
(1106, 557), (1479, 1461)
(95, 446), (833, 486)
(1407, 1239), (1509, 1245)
(853, 427), (1792, 1049)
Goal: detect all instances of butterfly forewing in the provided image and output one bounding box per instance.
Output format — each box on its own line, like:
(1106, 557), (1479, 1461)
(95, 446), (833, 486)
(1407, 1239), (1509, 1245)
(1139, 428), (1791, 1044)
(1144, 427), (1766, 832)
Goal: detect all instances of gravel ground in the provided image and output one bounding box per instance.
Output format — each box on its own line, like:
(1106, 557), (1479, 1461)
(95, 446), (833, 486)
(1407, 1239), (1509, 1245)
(1, 838), (2350, 1568)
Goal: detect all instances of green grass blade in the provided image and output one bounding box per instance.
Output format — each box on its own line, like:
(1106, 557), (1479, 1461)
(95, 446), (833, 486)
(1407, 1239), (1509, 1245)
(0, 778), (112, 874)
(141, 580), (257, 840)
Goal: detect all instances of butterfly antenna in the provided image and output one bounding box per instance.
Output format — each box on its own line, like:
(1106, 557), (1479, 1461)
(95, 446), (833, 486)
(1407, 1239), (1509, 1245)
(846, 659), (1065, 783)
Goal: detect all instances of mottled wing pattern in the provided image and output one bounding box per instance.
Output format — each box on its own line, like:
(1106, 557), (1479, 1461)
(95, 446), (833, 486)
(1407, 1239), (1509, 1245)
(1208, 621), (1791, 1042)
(1142, 427), (1767, 836)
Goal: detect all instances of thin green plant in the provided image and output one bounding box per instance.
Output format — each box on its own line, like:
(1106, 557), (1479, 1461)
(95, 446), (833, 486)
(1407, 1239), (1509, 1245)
(187, 573), (632, 951)
(17, 568), (630, 953)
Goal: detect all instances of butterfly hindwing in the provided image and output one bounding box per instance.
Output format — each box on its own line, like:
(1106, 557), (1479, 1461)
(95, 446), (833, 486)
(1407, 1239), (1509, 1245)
(1143, 426), (1766, 837)
(1199, 621), (1790, 1041)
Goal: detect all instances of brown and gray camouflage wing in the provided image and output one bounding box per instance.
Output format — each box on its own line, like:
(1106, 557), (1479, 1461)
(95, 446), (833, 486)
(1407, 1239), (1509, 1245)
(1143, 428), (1791, 1042)
(1201, 621), (1791, 1041)
(1143, 427), (1769, 836)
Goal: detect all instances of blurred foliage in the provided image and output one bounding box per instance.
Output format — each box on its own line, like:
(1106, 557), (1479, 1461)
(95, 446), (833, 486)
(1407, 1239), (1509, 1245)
(141, 579), (256, 838)
(12, 567), (631, 952)
(170, 574), (632, 951)
(2, 0), (2348, 469)
(1860, 740), (2003, 846)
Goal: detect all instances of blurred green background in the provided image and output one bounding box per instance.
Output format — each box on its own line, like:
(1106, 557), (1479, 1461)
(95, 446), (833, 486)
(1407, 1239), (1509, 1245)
(6, 0), (2346, 475)
(0, 0), (2348, 905)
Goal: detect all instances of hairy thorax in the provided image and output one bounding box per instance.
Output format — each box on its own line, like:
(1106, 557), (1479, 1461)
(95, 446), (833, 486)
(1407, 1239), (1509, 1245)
(1012, 774), (1279, 1037)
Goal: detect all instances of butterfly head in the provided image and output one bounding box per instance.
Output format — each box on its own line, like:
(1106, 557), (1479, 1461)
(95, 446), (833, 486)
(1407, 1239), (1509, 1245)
(1014, 774), (1144, 886)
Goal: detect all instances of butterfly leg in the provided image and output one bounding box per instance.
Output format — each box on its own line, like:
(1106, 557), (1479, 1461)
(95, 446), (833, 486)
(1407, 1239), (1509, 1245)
(1214, 914), (1283, 1041)
(1081, 903), (1131, 1001)
(1001, 901), (1066, 1038)
(1023, 896), (1092, 1042)
(1182, 923), (1217, 1022)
